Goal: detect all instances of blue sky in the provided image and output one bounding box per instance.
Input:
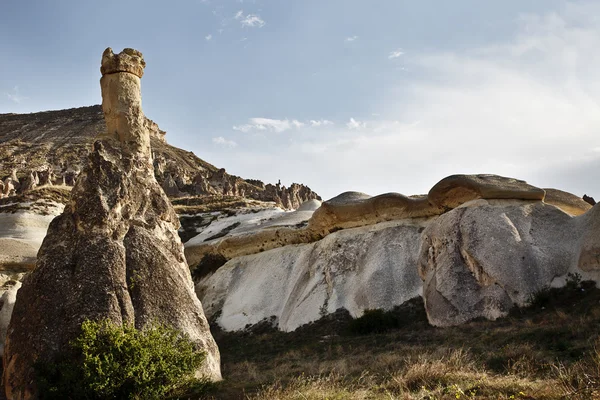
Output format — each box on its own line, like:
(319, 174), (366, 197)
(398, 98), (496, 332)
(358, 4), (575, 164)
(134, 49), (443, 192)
(2, 0), (600, 200)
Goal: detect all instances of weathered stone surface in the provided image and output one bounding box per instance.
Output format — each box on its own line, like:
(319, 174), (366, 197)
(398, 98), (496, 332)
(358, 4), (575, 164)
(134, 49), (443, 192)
(197, 219), (426, 332)
(100, 49), (150, 156)
(3, 48), (220, 399)
(418, 199), (576, 326)
(186, 175), (561, 272)
(543, 188), (591, 216)
(196, 192), (600, 332)
(575, 204), (600, 273)
(100, 47), (146, 78)
(184, 204), (322, 273)
(0, 282), (21, 357)
(308, 193), (438, 236)
(428, 175), (546, 210)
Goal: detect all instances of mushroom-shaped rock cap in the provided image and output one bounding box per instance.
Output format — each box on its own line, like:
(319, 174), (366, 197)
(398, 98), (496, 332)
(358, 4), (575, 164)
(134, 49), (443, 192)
(428, 174), (545, 210)
(101, 47), (146, 78)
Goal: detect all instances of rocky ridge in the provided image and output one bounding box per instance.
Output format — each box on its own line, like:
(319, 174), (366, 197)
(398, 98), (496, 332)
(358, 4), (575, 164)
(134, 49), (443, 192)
(0, 106), (319, 209)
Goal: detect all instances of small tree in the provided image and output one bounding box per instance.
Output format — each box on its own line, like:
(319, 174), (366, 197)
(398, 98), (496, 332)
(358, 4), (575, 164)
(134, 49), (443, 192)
(35, 319), (205, 399)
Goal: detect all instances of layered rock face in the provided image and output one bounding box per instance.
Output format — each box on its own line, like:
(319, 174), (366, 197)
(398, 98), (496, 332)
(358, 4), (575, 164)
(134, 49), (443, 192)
(186, 174), (586, 274)
(3, 48), (221, 399)
(193, 175), (599, 332)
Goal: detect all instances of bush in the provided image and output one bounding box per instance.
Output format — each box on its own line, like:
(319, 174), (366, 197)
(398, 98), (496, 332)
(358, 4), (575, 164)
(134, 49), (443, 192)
(527, 285), (553, 309)
(35, 319), (206, 400)
(348, 309), (401, 335)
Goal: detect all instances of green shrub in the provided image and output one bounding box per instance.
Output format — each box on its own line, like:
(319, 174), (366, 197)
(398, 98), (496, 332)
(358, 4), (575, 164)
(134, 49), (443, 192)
(35, 319), (206, 400)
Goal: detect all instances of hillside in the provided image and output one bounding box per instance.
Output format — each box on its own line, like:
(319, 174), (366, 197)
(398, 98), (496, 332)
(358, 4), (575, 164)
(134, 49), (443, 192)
(0, 105), (320, 210)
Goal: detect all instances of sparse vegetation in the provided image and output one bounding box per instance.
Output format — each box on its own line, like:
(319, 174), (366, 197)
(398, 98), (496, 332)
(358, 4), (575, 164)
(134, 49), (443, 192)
(35, 319), (206, 400)
(189, 281), (600, 399)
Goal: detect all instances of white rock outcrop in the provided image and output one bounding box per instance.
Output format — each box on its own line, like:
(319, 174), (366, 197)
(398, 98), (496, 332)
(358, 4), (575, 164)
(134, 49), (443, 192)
(418, 199), (577, 326)
(197, 219), (427, 331)
(194, 177), (600, 331)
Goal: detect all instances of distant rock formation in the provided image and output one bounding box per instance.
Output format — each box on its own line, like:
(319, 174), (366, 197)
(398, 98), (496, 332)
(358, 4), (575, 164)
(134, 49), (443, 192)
(3, 48), (221, 399)
(0, 105), (320, 209)
(584, 194), (596, 206)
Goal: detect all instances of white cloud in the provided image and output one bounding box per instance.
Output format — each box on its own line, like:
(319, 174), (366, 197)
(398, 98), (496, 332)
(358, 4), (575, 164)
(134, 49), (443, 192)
(346, 118), (366, 130)
(5, 86), (27, 104)
(388, 49), (404, 59)
(212, 136), (237, 147)
(346, 36), (358, 42)
(241, 14), (265, 28)
(205, 34), (212, 41)
(233, 117), (337, 133)
(234, 118), (294, 133)
(235, 10), (265, 28)
(291, 120), (304, 129)
(310, 119), (334, 127)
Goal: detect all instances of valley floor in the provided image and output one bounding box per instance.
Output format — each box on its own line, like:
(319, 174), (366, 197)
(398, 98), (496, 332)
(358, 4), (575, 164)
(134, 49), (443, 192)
(190, 280), (600, 400)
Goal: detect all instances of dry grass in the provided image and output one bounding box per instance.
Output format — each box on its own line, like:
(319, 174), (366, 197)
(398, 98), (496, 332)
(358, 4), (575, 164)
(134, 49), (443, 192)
(185, 282), (600, 400)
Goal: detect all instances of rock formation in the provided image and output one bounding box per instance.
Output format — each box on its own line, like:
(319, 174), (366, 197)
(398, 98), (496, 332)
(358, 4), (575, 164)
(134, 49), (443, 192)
(3, 48), (221, 399)
(0, 282), (21, 357)
(418, 200), (575, 326)
(197, 219), (425, 332)
(584, 194), (596, 206)
(185, 175), (575, 273)
(0, 106), (320, 209)
(193, 175), (600, 332)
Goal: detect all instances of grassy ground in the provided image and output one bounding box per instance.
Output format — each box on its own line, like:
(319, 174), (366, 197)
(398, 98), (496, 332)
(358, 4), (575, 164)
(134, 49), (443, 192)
(185, 279), (600, 399)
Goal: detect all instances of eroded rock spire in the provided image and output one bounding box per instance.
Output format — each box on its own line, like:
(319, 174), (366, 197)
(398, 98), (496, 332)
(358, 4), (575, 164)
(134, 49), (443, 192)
(3, 48), (221, 399)
(100, 47), (151, 157)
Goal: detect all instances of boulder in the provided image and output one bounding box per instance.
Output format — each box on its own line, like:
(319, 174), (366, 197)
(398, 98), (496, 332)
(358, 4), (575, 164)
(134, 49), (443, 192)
(3, 48), (220, 399)
(418, 199), (575, 326)
(543, 188), (591, 216)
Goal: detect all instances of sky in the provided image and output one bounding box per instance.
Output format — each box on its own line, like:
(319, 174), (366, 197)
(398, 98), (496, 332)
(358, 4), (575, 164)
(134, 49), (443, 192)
(1, 0), (600, 200)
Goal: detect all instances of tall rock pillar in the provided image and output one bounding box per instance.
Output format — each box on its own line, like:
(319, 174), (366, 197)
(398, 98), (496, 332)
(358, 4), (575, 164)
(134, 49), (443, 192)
(100, 48), (151, 157)
(3, 48), (221, 399)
